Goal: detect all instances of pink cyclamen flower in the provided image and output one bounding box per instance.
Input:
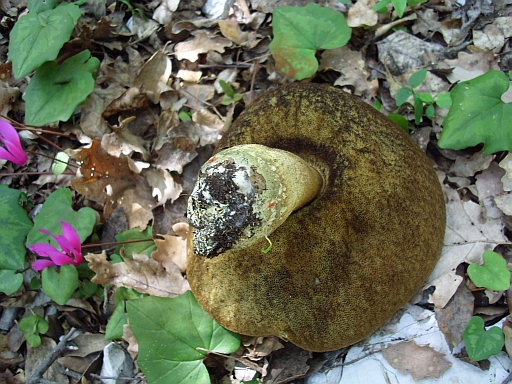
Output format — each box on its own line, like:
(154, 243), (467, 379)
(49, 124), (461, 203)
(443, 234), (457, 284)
(0, 120), (27, 166)
(29, 221), (83, 271)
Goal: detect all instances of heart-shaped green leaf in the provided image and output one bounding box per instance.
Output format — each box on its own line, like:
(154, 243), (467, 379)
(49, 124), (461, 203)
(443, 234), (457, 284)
(463, 316), (505, 361)
(269, 3), (351, 80)
(26, 188), (95, 249)
(438, 70), (512, 153)
(19, 314), (49, 348)
(0, 185), (33, 270)
(42, 265), (79, 305)
(8, 2), (81, 79)
(0, 270), (23, 295)
(23, 50), (100, 126)
(467, 250), (511, 291)
(127, 291), (240, 384)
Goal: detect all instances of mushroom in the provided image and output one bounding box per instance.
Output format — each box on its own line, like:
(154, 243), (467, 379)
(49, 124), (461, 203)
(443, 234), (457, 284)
(186, 83), (446, 352)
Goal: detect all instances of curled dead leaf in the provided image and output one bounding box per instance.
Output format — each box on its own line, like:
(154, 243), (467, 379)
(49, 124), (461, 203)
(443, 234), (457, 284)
(85, 251), (189, 297)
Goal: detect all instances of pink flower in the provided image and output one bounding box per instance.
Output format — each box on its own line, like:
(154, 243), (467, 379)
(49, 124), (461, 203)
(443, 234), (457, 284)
(29, 222), (83, 271)
(0, 120), (27, 166)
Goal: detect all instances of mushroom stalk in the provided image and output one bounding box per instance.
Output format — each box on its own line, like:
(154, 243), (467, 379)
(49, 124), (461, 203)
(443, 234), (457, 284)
(187, 144), (324, 257)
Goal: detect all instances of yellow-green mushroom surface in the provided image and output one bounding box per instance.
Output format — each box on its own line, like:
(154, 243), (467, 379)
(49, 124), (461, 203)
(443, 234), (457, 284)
(186, 82), (446, 352)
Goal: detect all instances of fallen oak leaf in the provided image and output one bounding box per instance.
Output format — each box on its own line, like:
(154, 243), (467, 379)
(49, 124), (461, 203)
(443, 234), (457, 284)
(70, 140), (136, 205)
(382, 340), (452, 381)
(85, 251), (189, 297)
(152, 234), (187, 273)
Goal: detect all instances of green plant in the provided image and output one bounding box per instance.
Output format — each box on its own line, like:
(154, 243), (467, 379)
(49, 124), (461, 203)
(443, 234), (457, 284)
(127, 291), (240, 384)
(372, 0), (427, 18)
(395, 69), (452, 125)
(8, 1), (99, 126)
(219, 80), (242, 105)
(462, 316), (505, 361)
(269, 3), (351, 80)
(25, 188), (96, 304)
(438, 70), (512, 153)
(106, 287), (145, 340)
(19, 312), (49, 348)
(0, 185), (33, 295)
(467, 250), (511, 291)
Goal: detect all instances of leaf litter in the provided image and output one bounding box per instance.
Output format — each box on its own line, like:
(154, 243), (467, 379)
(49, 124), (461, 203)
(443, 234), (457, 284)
(2, 0), (512, 383)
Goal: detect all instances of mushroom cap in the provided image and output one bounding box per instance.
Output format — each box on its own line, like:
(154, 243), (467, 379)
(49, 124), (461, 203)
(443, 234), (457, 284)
(187, 83), (446, 352)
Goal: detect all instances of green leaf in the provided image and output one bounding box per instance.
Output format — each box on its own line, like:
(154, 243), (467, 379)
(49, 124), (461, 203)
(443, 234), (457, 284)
(269, 3), (351, 80)
(0, 270), (23, 295)
(425, 104), (435, 119)
(396, 87), (413, 106)
(388, 114), (409, 132)
(28, 0), (61, 13)
(26, 188), (96, 248)
(438, 70), (512, 153)
(106, 288), (145, 340)
(391, 0), (407, 17)
(463, 316), (505, 361)
(127, 291), (240, 384)
(374, 98), (382, 111)
(467, 250), (511, 291)
(219, 80), (235, 98)
(106, 302), (128, 340)
(19, 314), (49, 348)
(42, 265), (79, 305)
(408, 69), (427, 88)
(51, 151), (69, 175)
(373, 0), (391, 13)
(178, 111), (192, 121)
(0, 185), (33, 270)
(436, 92), (452, 108)
(8, 3), (81, 79)
(113, 227), (155, 259)
(23, 50), (100, 126)
(414, 94), (423, 124)
(418, 92), (433, 103)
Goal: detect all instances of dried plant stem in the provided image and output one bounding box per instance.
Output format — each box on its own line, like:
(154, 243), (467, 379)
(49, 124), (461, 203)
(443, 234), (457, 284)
(26, 328), (77, 384)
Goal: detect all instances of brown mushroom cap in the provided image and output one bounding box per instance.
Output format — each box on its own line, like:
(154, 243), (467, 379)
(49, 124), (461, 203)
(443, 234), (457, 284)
(187, 82), (446, 352)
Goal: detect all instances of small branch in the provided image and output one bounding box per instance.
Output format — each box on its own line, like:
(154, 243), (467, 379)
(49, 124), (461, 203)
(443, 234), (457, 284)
(89, 373), (147, 381)
(81, 237), (154, 249)
(0, 172), (75, 177)
(196, 347), (263, 374)
(26, 328), (78, 384)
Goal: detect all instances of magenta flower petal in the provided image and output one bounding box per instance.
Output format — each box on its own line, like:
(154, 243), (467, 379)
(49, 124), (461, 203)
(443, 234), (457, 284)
(60, 222), (81, 253)
(0, 120), (27, 166)
(30, 222), (84, 271)
(32, 259), (58, 271)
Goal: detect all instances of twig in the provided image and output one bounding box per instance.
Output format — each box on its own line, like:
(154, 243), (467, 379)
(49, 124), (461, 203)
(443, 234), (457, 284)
(196, 347), (263, 374)
(26, 328), (78, 384)
(90, 373), (147, 381)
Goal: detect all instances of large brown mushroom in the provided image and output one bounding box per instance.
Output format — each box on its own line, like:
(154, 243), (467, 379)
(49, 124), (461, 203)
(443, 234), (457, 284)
(186, 82), (445, 352)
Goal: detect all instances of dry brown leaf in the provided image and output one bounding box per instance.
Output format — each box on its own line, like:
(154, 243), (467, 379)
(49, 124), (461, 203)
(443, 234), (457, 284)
(427, 186), (507, 287)
(382, 340), (452, 381)
(70, 140), (137, 205)
(499, 153), (512, 191)
(133, 50), (173, 104)
(180, 84), (215, 110)
(244, 337), (285, 359)
(85, 251), (190, 297)
(143, 168), (183, 206)
(347, 0), (378, 28)
(319, 46), (378, 99)
(436, 280), (474, 348)
(448, 151), (494, 177)
(174, 31), (232, 62)
(473, 24), (505, 53)
(412, 9), (441, 37)
(219, 18), (248, 45)
(152, 234), (187, 273)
